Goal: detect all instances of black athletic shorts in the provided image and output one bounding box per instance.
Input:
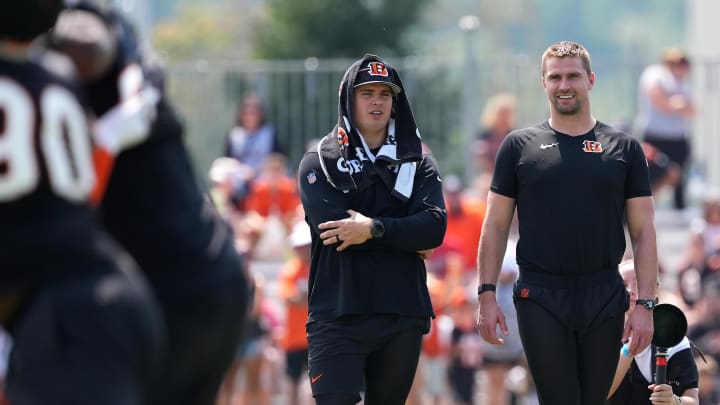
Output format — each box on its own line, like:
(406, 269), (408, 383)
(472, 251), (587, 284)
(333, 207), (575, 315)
(513, 269), (629, 332)
(307, 315), (429, 398)
(286, 348), (309, 381)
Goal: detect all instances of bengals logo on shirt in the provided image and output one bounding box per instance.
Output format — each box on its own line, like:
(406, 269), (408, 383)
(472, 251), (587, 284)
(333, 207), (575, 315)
(337, 127), (349, 146)
(582, 140), (603, 153)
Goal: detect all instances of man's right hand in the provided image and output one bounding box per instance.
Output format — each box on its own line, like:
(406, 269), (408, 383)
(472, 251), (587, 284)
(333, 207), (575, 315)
(477, 293), (508, 345)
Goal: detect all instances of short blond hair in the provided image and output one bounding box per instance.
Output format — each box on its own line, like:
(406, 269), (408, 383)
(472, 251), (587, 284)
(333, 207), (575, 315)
(541, 41), (592, 77)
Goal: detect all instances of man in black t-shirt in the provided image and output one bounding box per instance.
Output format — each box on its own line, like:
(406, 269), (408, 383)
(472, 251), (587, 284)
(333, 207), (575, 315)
(0, 2), (164, 404)
(476, 41), (659, 405)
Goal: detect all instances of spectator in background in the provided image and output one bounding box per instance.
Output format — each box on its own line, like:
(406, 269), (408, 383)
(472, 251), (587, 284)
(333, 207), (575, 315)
(447, 288), (484, 405)
(441, 175), (486, 280)
(208, 157), (252, 222)
(687, 275), (720, 368)
(608, 260), (700, 405)
(677, 190), (720, 307)
(473, 93), (517, 175)
(409, 273), (453, 405)
(641, 142), (682, 198)
(614, 119), (682, 198)
(207, 156), (265, 257)
(245, 153), (302, 260)
(697, 354), (720, 405)
(217, 273), (278, 405)
(225, 94), (284, 175)
(278, 221), (313, 405)
(245, 153), (301, 228)
(635, 48), (695, 210)
(480, 240), (524, 405)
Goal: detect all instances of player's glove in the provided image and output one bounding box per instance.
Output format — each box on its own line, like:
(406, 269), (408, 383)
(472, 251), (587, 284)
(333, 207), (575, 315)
(92, 85), (160, 154)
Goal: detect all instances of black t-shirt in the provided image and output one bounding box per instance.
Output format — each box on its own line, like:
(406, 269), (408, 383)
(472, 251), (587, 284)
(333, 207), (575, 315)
(0, 55), (109, 285)
(492, 121), (651, 275)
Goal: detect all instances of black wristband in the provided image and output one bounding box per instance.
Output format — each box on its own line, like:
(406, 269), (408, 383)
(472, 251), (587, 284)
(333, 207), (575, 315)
(478, 284), (496, 294)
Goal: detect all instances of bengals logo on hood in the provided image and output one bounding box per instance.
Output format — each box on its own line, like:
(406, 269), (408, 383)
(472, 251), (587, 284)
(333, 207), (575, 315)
(337, 127), (349, 146)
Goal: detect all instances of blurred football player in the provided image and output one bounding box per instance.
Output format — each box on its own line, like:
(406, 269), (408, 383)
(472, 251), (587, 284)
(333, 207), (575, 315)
(0, 1), (165, 404)
(49, 3), (252, 405)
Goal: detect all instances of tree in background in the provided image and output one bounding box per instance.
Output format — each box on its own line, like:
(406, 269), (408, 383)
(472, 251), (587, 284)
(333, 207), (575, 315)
(152, 3), (251, 61)
(253, 0), (431, 59)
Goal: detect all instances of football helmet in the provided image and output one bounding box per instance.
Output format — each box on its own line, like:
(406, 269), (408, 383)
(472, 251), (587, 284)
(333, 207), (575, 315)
(0, 1), (65, 41)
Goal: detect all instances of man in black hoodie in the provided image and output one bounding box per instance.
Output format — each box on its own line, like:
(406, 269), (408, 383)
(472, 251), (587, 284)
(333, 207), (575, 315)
(297, 54), (447, 405)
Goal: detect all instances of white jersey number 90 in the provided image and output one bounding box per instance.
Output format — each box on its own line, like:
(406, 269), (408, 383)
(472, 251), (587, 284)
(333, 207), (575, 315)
(0, 78), (95, 202)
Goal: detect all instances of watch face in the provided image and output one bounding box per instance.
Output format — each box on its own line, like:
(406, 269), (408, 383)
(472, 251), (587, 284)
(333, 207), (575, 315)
(638, 299), (655, 309)
(371, 220), (384, 238)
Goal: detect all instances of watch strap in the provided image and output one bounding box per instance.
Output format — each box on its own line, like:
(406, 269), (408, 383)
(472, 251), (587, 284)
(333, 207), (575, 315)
(478, 284), (496, 294)
(636, 297), (659, 309)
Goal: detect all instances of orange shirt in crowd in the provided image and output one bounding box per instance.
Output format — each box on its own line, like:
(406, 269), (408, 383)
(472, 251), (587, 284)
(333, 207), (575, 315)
(422, 275), (450, 358)
(444, 197), (486, 272)
(244, 176), (300, 218)
(278, 257), (310, 351)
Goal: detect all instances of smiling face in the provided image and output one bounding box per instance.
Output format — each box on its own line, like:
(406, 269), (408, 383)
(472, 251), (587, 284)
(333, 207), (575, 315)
(353, 83), (393, 138)
(542, 55), (595, 116)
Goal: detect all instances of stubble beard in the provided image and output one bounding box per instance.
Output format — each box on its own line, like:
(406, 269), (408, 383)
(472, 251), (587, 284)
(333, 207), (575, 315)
(552, 96), (581, 116)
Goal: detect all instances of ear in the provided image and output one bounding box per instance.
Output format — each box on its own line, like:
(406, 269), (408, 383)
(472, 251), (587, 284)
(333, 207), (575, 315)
(588, 72), (595, 90)
(391, 96), (397, 118)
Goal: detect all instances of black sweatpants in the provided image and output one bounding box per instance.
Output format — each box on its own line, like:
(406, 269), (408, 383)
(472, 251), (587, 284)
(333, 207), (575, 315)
(514, 270), (629, 405)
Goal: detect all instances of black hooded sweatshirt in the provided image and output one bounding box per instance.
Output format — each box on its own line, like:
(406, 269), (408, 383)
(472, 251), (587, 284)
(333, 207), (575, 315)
(297, 54), (447, 324)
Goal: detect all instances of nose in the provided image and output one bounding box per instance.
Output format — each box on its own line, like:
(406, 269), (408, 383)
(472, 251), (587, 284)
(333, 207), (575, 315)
(558, 78), (571, 90)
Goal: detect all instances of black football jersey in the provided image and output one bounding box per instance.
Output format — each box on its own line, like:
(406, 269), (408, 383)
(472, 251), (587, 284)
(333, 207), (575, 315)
(64, 2), (241, 284)
(0, 56), (106, 284)
(97, 96), (237, 282)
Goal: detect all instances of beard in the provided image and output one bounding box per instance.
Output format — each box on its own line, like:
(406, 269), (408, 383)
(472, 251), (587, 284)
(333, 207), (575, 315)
(551, 94), (582, 115)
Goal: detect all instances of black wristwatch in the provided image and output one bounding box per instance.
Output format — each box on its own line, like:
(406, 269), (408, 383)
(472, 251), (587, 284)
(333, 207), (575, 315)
(636, 297), (659, 310)
(477, 284), (496, 295)
(370, 219), (385, 239)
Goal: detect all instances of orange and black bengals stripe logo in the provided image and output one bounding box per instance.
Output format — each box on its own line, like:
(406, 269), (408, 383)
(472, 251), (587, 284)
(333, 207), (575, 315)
(582, 140), (603, 153)
(367, 62), (389, 77)
(337, 127), (349, 146)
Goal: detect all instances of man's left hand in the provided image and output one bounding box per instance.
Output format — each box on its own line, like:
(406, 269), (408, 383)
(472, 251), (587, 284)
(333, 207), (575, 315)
(623, 306), (654, 356)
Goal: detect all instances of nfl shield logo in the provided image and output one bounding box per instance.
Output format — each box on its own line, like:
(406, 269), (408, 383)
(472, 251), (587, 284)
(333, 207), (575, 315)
(306, 171), (317, 184)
